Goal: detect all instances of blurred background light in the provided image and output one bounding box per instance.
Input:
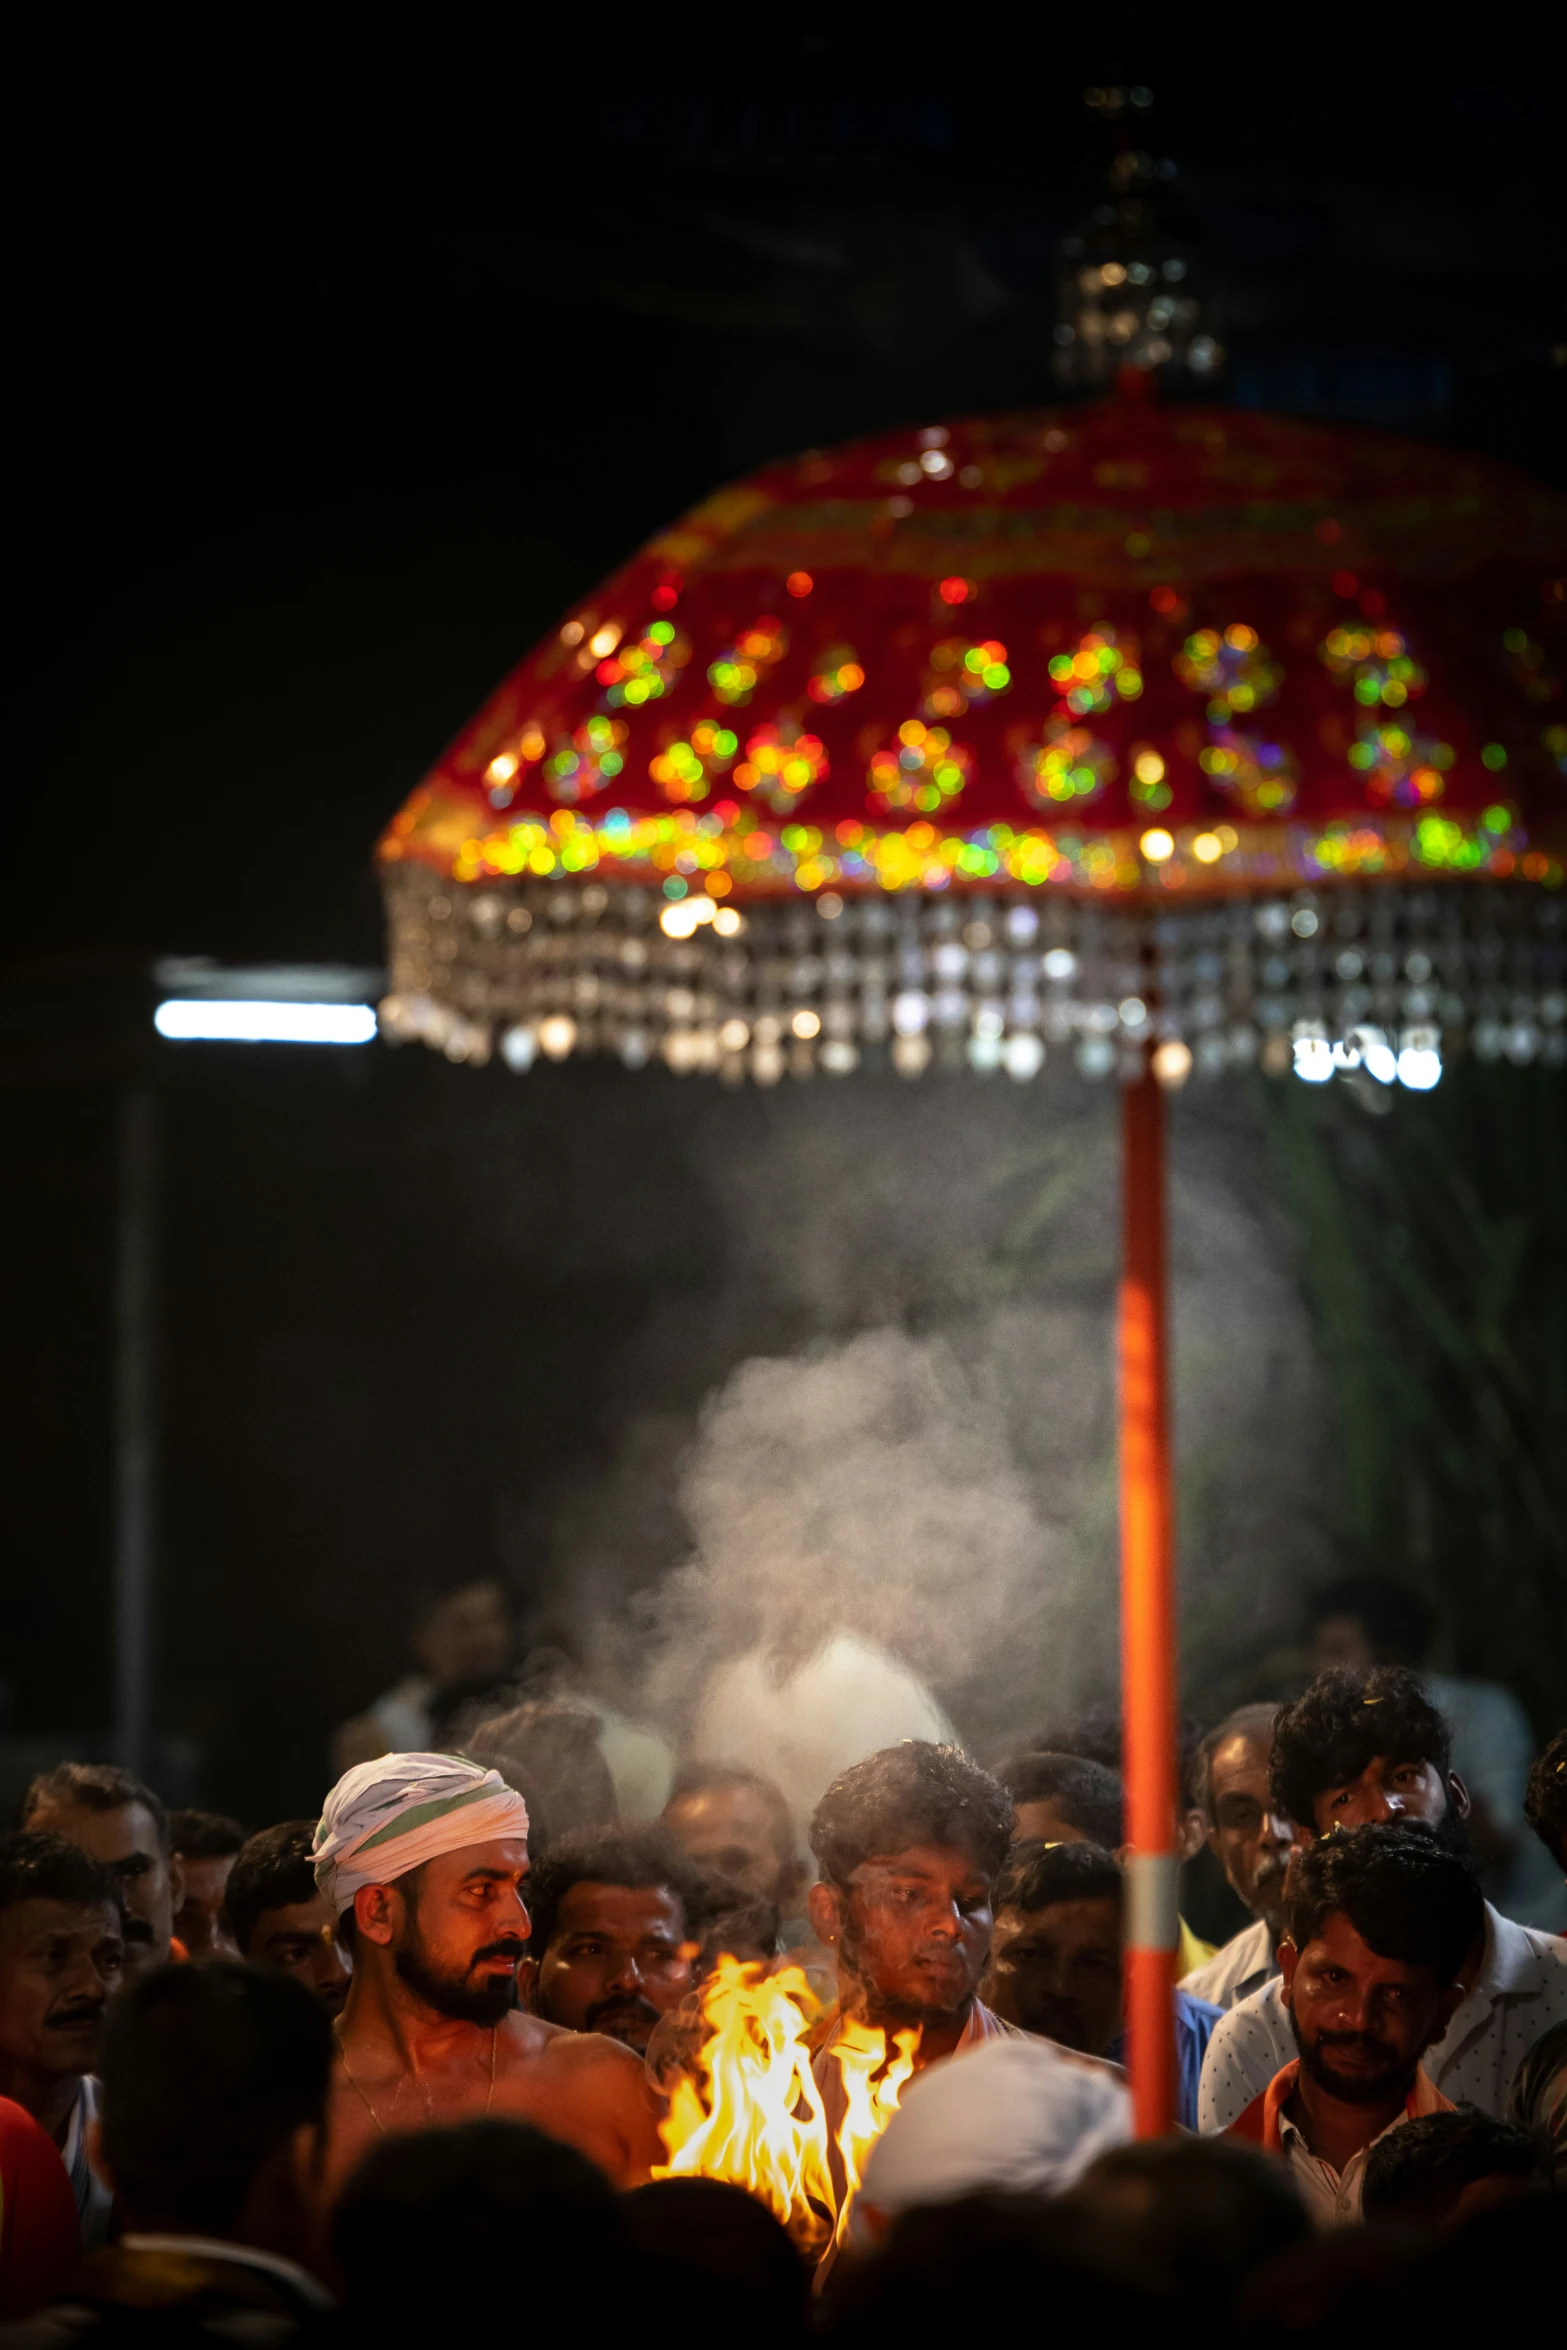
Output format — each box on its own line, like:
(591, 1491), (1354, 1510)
(1397, 1046), (1443, 1090)
(1292, 1036), (1335, 1082)
(154, 999), (377, 1044)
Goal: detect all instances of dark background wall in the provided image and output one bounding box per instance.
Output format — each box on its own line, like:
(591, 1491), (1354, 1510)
(5, 36), (1565, 1818)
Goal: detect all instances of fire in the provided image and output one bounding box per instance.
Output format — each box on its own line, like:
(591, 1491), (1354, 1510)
(654, 1956), (917, 2259)
(655, 1959), (834, 2251)
(824, 2014), (917, 2253)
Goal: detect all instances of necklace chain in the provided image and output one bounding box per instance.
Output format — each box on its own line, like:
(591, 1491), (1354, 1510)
(334, 2021), (498, 2136)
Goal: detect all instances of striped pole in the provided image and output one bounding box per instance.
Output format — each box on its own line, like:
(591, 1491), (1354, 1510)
(1119, 1062), (1177, 2137)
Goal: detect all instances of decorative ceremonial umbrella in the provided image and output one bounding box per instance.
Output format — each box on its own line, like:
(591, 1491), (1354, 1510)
(378, 390), (1567, 2133)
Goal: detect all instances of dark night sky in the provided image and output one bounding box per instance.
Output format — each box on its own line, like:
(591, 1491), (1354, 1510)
(13, 48), (1564, 968)
(5, 41), (1565, 1816)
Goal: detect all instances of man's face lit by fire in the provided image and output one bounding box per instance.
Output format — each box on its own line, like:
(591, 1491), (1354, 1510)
(811, 1843), (993, 2030)
(524, 1882), (694, 2053)
(358, 1840), (530, 2027)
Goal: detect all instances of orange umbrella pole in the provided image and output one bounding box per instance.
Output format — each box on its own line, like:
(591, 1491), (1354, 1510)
(1119, 1060), (1178, 2137)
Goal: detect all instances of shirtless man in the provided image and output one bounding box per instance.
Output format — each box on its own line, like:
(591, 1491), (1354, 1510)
(312, 1753), (663, 2198)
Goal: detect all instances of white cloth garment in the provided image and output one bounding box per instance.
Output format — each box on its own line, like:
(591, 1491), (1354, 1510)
(314, 1752), (530, 1913)
(1180, 1916), (1279, 2012)
(853, 2034), (1131, 2239)
(1197, 1902), (1567, 2131)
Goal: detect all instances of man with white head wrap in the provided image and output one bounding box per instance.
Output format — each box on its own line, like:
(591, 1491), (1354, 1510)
(849, 2036), (1132, 2249)
(316, 1754), (662, 2197)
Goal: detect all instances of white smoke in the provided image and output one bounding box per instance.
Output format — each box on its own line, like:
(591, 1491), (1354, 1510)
(658, 1326), (1053, 1685)
(533, 1075), (1328, 1761)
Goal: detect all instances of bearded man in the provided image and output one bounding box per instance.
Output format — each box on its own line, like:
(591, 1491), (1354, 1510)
(1224, 1823), (1476, 2222)
(315, 1754), (662, 2197)
(1197, 1669), (1567, 2129)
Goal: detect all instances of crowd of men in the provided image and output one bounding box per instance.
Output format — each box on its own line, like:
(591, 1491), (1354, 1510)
(0, 1578), (1563, 2342)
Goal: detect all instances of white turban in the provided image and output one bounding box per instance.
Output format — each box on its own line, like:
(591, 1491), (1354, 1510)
(852, 2037), (1131, 2242)
(313, 1752), (530, 1915)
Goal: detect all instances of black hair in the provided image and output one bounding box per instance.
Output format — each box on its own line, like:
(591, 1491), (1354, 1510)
(623, 2178), (808, 2332)
(1309, 1576), (1434, 1665)
(22, 1762), (170, 1854)
(1361, 2110), (1546, 2222)
(666, 1763), (796, 1861)
(993, 1752), (1124, 1849)
(1194, 1705), (1279, 1822)
(100, 1960), (331, 2233)
(1271, 1666), (1452, 1830)
(1025, 1708), (1208, 1812)
(810, 1742), (1014, 1891)
(1064, 2136), (1310, 2303)
(1026, 1705), (1122, 1776)
(1523, 1727), (1567, 1870)
(525, 1826), (714, 1957)
(0, 1830), (119, 1917)
(334, 2119), (625, 2321)
(223, 1821), (321, 1957)
(997, 1838), (1122, 1914)
(824, 2193), (1164, 2335)
(1408, 2193), (1560, 2324)
(1287, 1821), (1480, 1985)
(168, 1808), (246, 1860)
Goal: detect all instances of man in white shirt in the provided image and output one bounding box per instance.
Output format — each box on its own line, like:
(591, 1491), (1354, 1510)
(1181, 1704), (1296, 2011)
(1223, 1823), (1475, 2224)
(1199, 1666), (1567, 2130)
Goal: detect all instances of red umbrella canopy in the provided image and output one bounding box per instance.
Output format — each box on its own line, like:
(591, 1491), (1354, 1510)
(378, 394), (1567, 1087)
(383, 393), (1567, 905)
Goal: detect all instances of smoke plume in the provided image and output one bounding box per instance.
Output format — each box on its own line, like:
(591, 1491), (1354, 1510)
(523, 1073), (1328, 1759)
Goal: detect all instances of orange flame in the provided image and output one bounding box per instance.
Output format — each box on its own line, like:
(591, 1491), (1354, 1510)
(654, 1956), (917, 2258)
(823, 2013), (918, 2252)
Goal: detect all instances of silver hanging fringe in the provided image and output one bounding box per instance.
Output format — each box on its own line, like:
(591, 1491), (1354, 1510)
(379, 862), (1566, 1090)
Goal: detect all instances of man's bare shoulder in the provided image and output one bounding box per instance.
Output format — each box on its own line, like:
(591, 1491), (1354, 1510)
(499, 2012), (654, 2095)
(493, 2014), (664, 2184)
